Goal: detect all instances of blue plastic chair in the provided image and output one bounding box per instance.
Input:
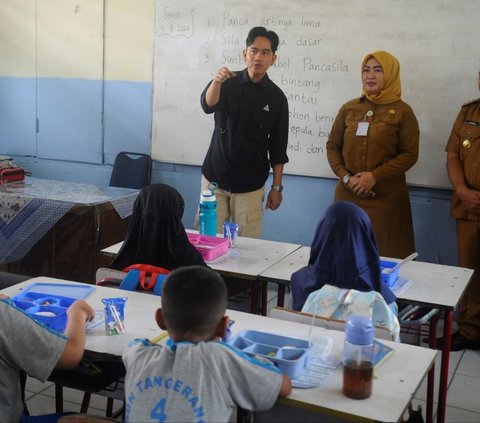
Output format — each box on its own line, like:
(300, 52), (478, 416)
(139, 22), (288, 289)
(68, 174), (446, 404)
(118, 268), (165, 296)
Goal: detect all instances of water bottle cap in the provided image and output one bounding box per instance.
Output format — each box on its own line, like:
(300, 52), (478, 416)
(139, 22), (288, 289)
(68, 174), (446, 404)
(201, 190), (216, 201)
(345, 315), (375, 345)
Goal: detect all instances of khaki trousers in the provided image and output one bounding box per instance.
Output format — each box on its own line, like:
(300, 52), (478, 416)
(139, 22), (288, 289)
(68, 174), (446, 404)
(457, 219), (480, 341)
(194, 176), (265, 238)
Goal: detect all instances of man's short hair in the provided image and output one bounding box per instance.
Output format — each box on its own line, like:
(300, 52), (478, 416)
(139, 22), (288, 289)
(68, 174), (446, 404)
(162, 266), (227, 337)
(246, 26), (280, 54)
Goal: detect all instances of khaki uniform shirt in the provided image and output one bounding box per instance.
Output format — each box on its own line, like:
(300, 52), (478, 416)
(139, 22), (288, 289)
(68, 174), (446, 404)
(327, 97), (419, 192)
(445, 99), (480, 220)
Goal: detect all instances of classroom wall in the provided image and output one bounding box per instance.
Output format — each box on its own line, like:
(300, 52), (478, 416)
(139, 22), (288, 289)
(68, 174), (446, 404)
(0, 0), (153, 163)
(1, 0), (459, 268)
(103, 0), (154, 162)
(150, 0), (479, 190)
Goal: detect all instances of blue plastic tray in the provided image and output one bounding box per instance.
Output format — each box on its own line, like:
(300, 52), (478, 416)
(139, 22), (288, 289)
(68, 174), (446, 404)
(228, 330), (313, 379)
(11, 283), (95, 332)
(380, 260), (400, 288)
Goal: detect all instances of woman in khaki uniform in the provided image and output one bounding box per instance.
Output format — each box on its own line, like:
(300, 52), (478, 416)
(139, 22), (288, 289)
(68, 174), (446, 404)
(326, 50), (419, 258)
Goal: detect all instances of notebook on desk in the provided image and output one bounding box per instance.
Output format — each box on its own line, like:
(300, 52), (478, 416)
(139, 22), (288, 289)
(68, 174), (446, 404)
(374, 340), (394, 368)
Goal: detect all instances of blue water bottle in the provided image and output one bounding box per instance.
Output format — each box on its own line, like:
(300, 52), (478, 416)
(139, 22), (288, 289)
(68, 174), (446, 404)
(199, 188), (217, 236)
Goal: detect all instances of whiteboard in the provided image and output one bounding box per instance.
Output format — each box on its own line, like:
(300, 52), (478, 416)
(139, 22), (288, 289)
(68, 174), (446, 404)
(152, 0), (480, 189)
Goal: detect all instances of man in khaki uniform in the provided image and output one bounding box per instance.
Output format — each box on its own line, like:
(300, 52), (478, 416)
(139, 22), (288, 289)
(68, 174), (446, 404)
(440, 71), (480, 351)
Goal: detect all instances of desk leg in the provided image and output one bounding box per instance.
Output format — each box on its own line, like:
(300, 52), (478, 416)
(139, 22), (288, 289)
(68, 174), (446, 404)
(250, 280), (262, 315)
(261, 281), (268, 316)
(249, 280), (269, 316)
(54, 384), (64, 413)
(81, 392), (91, 413)
(277, 284), (286, 308)
(437, 309), (453, 423)
(426, 311), (440, 423)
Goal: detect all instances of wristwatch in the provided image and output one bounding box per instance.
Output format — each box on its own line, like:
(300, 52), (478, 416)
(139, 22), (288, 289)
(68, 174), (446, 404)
(342, 173), (351, 185)
(271, 184), (283, 193)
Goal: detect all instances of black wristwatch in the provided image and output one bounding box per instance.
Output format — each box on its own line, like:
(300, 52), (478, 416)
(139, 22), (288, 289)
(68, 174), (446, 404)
(271, 184), (283, 193)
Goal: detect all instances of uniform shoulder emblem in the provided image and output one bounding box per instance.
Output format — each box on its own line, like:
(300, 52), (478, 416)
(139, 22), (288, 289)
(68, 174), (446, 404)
(462, 97), (480, 107)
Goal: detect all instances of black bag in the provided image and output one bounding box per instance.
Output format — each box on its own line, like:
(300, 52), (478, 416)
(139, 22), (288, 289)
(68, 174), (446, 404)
(49, 350), (125, 392)
(405, 403), (425, 423)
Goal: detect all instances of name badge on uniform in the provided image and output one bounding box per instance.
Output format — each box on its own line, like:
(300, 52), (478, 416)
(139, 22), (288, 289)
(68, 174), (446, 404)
(356, 122), (369, 136)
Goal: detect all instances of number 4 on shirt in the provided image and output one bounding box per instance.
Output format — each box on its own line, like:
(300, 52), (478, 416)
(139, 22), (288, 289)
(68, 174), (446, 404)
(151, 398), (167, 422)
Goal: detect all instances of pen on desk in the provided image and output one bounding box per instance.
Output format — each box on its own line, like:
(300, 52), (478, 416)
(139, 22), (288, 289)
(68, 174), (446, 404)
(150, 332), (169, 344)
(110, 305), (125, 334)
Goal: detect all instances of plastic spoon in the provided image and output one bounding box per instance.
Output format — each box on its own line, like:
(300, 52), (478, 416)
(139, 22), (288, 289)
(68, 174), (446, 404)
(382, 252), (418, 274)
(307, 302), (319, 346)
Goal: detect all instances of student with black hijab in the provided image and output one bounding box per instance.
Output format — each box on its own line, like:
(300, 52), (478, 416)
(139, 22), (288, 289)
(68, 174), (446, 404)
(291, 201), (396, 311)
(111, 184), (207, 271)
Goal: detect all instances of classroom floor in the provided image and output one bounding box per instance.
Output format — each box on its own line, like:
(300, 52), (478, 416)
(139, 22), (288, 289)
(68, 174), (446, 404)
(24, 282), (480, 422)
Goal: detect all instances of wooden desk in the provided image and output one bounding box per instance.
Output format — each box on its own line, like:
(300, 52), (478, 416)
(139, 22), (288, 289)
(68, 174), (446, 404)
(1, 277), (437, 423)
(0, 178), (138, 283)
(259, 246), (474, 423)
(102, 234), (301, 314)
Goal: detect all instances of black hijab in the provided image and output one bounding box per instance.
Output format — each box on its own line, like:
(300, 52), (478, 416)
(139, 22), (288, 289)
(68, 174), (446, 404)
(111, 184), (207, 271)
(291, 201), (396, 310)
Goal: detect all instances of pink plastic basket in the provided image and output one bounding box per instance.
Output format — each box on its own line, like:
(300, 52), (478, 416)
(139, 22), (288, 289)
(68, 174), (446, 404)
(187, 233), (229, 261)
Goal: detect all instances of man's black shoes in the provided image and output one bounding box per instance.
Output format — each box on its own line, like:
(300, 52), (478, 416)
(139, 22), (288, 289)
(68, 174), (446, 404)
(429, 332), (480, 351)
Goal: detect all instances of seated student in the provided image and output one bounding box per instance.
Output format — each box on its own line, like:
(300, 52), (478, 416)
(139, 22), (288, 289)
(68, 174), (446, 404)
(122, 266), (292, 422)
(291, 202), (399, 338)
(111, 183), (207, 271)
(0, 295), (95, 423)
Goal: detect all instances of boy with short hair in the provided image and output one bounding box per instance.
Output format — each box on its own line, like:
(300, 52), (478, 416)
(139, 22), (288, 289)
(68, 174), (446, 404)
(122, 266), (291, 422)
(0, 295), (95, 423)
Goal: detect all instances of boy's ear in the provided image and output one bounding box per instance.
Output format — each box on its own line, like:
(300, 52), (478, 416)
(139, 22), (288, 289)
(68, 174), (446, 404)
(155, 308), (167, 330)
(215, 315), (229, 338)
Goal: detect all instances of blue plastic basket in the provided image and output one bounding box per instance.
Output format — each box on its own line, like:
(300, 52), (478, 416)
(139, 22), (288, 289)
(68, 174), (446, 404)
(380, 260), (400, 288)
(11, 283), (94, 332)
(228, 330), (313, 379)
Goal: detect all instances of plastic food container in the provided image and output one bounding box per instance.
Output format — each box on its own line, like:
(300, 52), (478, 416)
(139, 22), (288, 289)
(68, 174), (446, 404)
(380, 260), (400, 288)
(228, 330), (313, 379)
(11, 282), (94, 332)
(187, 233), (229, 261)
